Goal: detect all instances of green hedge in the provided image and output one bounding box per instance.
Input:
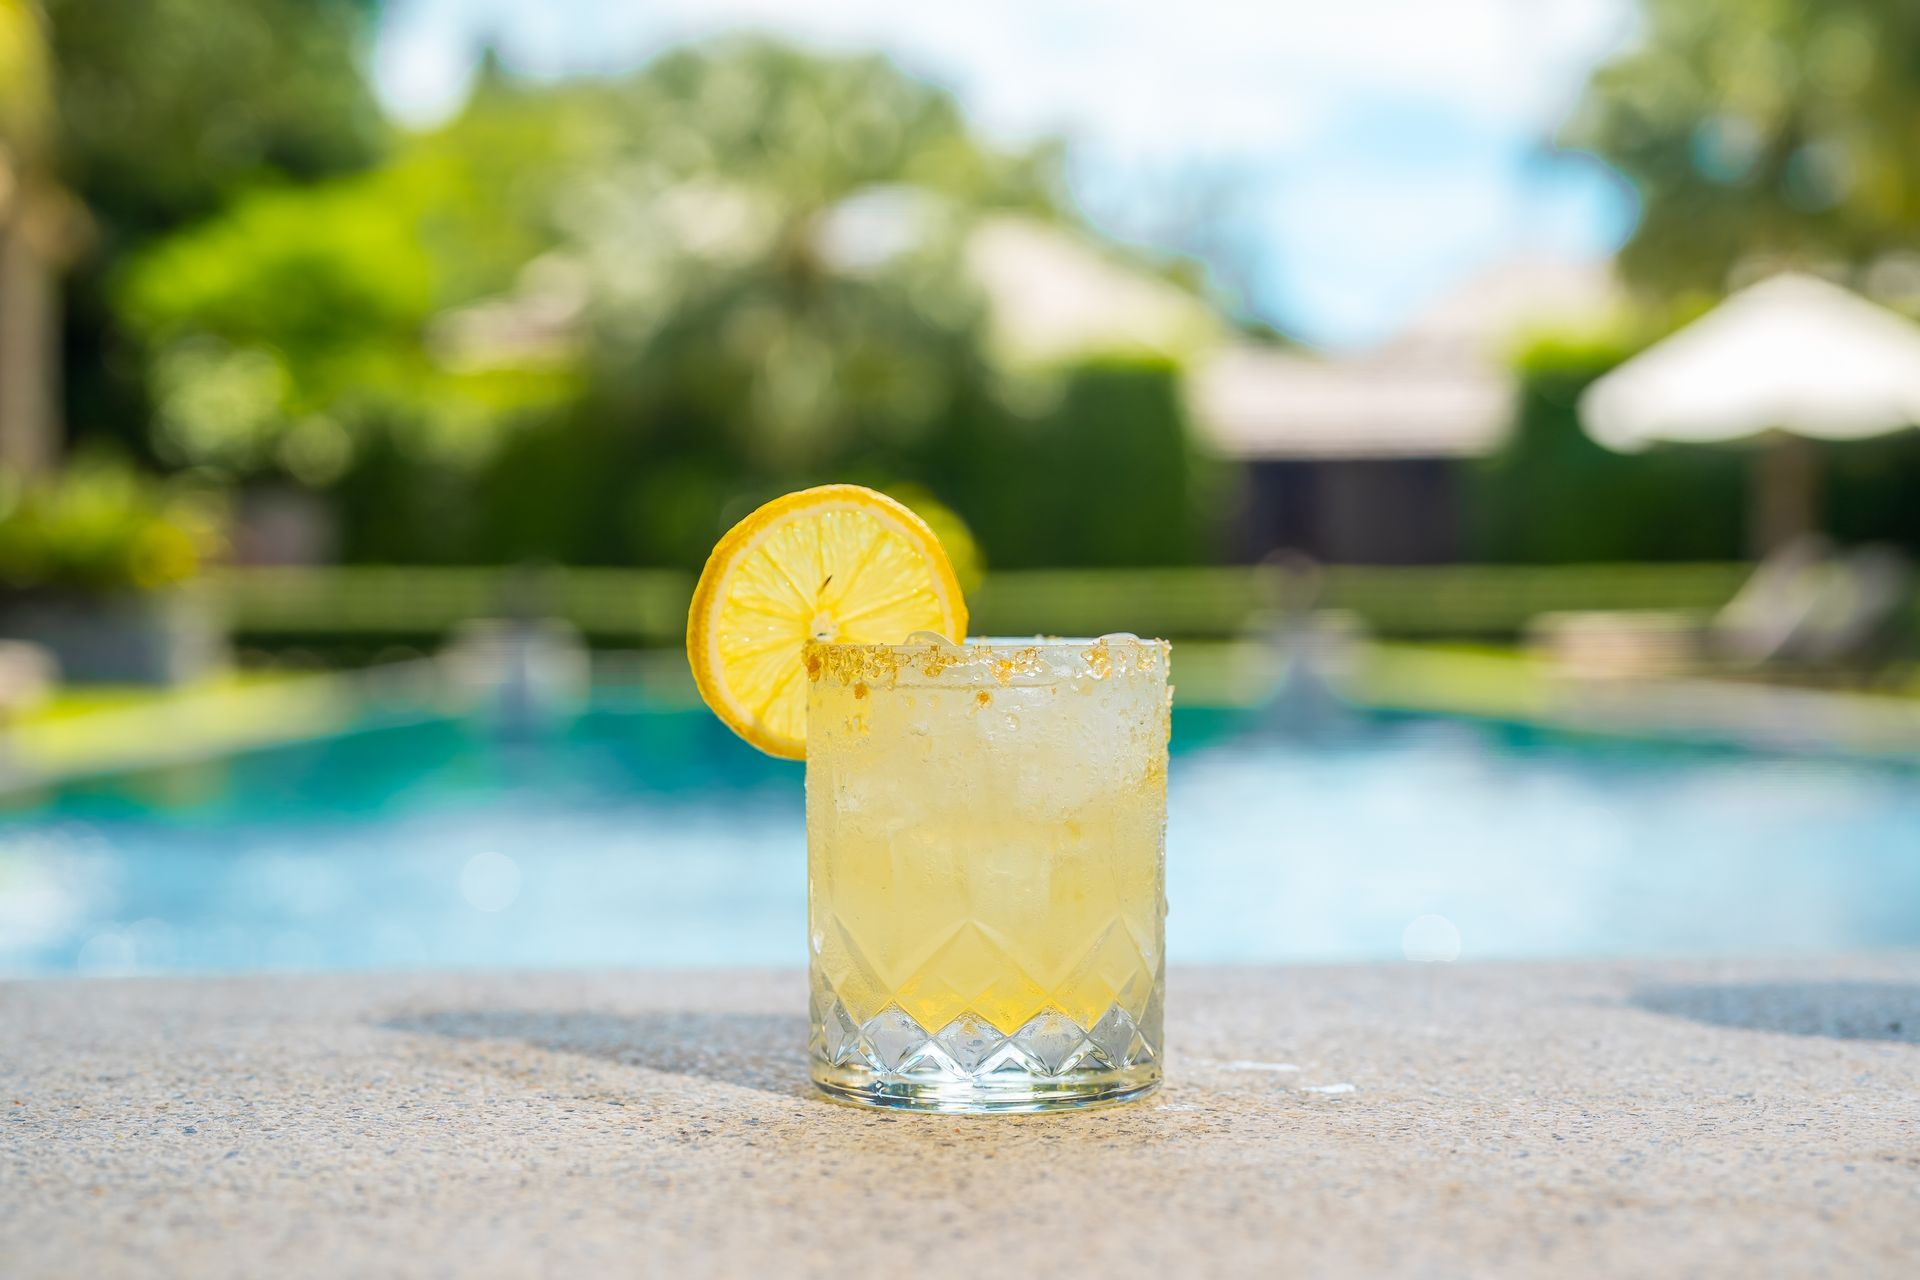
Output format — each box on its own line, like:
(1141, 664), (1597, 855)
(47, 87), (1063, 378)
(214, 562), (1762, 646)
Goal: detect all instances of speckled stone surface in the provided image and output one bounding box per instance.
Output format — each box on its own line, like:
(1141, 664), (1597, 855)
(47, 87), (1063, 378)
(5, 959), (1918, 1278)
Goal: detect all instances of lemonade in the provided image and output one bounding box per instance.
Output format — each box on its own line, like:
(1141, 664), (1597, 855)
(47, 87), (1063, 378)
(804, 636), (1169, 1110)
(685, 485), (1170, 1111)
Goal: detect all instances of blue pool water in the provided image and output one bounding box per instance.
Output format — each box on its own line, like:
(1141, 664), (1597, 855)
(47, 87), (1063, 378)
(3, 699), (1918, 975)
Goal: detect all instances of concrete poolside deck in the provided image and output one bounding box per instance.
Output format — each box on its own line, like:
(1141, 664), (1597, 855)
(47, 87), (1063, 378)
(5, 959), (1917, 1278)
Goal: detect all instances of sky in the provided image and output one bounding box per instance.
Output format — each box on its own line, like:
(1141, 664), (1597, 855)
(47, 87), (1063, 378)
(374, 0), (1642, 351)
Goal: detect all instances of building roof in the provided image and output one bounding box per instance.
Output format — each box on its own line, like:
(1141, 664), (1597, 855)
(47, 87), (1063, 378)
(1190, 348), (1512, 460)
(1193, 257), (1621, 462)
(963, 216), (1222, 366)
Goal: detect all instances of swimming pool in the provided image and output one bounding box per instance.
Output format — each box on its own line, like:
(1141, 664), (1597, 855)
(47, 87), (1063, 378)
(3, 698), (1918, 975)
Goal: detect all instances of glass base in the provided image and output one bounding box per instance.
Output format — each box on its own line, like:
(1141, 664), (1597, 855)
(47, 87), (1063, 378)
(810, 992), (1163, 1114)
(813, 1062), (1159, 1113)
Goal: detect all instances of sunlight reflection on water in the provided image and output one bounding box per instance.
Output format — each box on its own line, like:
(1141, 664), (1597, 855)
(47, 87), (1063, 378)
(2, 707), (1917, 975)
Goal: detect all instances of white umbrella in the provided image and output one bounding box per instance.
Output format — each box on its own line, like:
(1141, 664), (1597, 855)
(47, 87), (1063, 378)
(1580, 273), (1920, 551)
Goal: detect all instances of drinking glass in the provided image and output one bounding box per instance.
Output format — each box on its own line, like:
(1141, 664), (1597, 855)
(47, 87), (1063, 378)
(804, 635), (1170, 1112)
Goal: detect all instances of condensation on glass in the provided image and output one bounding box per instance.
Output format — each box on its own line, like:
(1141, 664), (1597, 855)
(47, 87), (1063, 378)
(804, 634), (1170, 1112)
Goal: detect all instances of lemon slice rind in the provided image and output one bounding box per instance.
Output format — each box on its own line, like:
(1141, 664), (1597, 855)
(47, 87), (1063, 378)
(686, 484), (968, 759)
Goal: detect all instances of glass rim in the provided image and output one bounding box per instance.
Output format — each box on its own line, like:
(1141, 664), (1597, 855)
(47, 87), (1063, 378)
(803, 633), (1169, 688)
(809, 633), (1167, 653)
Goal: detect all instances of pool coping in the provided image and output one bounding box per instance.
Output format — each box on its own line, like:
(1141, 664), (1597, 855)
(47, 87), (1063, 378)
(5, 956), (1916, 1278)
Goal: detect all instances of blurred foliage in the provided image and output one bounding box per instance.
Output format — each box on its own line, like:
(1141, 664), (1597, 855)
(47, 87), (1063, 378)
(41, 0), (382, 241)
(213, 561), (1761, 649)
(1569, 0), (1920, 298)
(0, 0), (52, 159)
(119, 155), (575, 479)
(1815, 433), (1920, 553)
(928, 358), (1214, 568)
(1470, 334), (1748, 562)
(40, 0), (386, 455)
(118, 41), (1036, 477)
(0, 457), (222, 592)
(118, 39), (1221, 570)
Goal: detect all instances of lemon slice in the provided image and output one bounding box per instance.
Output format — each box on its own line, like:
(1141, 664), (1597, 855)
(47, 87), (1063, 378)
(686, 485), (968, 759)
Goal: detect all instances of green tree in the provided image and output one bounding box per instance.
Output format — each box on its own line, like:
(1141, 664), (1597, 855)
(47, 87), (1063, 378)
(557, 40), (1059, 472)
(117, 78), (597, 483)
(40, 0), (386, 453)
(42, 0), (383, 240)
(120, 38), (1224, 569)
(122, 42), (1053, 519)
(1567, 0), (1920, 296)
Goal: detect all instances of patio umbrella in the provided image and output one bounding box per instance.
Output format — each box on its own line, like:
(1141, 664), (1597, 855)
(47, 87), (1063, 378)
(1579, 273), (1920, 553)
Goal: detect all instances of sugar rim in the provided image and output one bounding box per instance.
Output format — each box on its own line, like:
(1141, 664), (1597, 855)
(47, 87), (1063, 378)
(803, 634), (1169, 689)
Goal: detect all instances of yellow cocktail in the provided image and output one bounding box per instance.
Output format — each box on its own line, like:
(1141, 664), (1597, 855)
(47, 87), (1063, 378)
(684, 484), (1171, 1111)
(805, 635), (1169, 1111)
